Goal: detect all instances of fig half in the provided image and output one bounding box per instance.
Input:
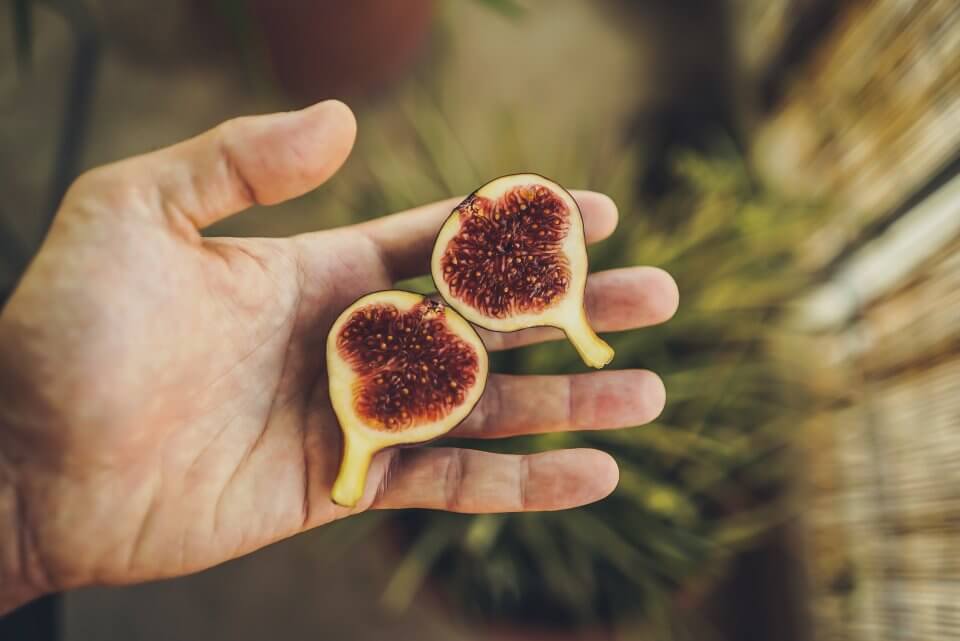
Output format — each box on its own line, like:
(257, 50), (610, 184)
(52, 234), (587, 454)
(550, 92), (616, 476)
(327, 290), (488, 507)
(432, 174), (614, 368)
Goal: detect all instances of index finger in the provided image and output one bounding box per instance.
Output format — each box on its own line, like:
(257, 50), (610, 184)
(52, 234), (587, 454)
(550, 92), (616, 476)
(356, 191), (619, 281)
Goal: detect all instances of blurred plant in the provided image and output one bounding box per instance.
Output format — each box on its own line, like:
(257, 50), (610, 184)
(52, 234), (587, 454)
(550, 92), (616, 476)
(12, 0), (33, 73)
(310, 79), (824, 635)
(11, 0), (822, 631)
(471, 0), (527, 18)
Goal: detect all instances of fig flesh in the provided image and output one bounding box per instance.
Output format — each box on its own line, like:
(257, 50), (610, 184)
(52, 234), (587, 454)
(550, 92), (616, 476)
(432, 174), (614, 368)
(328, 290), (488, 507)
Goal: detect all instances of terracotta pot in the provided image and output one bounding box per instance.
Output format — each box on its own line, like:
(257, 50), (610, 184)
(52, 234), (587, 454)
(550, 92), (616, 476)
(251, 0), (435, 101)
(382, 520), (620, 641)
(380, 510), (753, 641)
(477, 623), (617, 641)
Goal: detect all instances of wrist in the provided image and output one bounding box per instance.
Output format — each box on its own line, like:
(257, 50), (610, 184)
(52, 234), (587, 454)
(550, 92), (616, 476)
(0, 456), (45, 615)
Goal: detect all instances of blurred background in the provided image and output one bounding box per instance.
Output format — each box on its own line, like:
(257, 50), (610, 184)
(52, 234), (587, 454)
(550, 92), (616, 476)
(1, 0), (959, 639)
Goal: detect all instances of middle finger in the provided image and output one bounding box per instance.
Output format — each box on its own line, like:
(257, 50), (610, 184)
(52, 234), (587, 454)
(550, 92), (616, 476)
(451, 369), (666, 439)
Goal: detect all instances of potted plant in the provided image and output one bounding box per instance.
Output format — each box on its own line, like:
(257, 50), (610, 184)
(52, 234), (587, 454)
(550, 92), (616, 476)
(85, 0), (437, 100)
(314, 100), (821, 637)
(247, 0), (436, 102)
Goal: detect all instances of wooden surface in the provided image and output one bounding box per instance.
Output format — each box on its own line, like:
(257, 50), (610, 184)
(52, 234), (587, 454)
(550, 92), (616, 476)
(752, 0), (960, 271)
(746, 0), (960, 639)
(795, 230), (960, 640)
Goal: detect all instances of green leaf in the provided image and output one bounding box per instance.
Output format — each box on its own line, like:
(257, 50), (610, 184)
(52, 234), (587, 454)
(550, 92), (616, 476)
(381, 524), (457, 613)
(308, 80), (823, 622)
(469, 0), (527, 19)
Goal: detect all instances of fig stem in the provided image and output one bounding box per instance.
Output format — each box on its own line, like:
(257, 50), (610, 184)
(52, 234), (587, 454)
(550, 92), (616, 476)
(563, 312), (615, 369)
(331, 436), (375, 508)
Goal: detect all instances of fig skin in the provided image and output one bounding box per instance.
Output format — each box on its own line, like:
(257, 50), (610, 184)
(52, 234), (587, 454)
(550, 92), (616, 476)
(327, 290), (488, 507)
(432, 173), (614, 368)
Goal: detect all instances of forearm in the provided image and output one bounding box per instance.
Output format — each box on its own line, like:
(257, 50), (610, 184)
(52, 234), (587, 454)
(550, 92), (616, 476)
(0, 458), (43, 615)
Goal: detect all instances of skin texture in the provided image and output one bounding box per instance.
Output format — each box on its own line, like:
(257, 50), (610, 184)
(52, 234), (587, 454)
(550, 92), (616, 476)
(0, 101), (679, 613)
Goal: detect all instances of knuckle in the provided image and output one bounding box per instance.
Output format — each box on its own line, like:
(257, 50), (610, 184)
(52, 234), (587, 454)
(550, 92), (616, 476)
(518, 456), (531, 510)
(443, 450), (466, 511)
(213, 118), (259, 207)
(215, 115), (257, 153)
(480, 378), (503, 436)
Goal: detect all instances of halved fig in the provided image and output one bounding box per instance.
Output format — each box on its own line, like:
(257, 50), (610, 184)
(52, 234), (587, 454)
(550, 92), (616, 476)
(327, 290), (488, 507)
(431, 174), (614, 368)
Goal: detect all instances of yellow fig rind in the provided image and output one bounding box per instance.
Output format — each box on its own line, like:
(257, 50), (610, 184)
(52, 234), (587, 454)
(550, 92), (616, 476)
(330, 432), (375, 507)
(564, 310), (615, 369)
(327, 290), (488, 507)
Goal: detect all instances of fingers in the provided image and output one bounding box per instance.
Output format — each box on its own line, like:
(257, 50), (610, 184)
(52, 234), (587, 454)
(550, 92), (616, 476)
(70, 101), (357, 230)
(358, 191), (619, 281)
(453, 370), (665, 439)
(372, 448), (619, 512)
(481, 266), (679, 351)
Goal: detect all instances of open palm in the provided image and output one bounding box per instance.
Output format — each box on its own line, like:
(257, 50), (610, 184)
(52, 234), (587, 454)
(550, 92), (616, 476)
(0, 102), (678, 601)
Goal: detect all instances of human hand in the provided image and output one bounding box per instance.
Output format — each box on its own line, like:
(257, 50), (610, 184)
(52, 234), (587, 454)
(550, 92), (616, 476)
(0, 101), (678, 612)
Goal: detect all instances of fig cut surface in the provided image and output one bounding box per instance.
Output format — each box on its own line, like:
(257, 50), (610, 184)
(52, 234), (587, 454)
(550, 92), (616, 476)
(327, 290), (488, 507)
(432, 173), (614, 368)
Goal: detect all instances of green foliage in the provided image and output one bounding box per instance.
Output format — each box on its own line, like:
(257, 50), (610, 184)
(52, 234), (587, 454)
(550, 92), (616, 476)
(469, 0), (527, 19)
(317, 86), (822, 629)
(415, 154), (817, 628)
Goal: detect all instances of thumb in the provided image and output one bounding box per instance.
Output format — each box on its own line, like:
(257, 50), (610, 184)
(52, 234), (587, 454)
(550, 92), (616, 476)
(70, 100), (357, 230)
